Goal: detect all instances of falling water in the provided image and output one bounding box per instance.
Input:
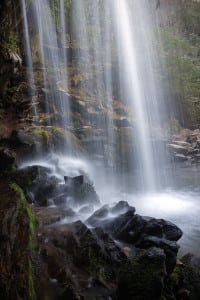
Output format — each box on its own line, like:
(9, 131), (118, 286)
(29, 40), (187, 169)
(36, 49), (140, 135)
(71, 1), (116, 175)
(21, 0), (170, 188)
(21, 0), (38, 120)
(28, 0), (72, 152)
(113, 0), (169, 191)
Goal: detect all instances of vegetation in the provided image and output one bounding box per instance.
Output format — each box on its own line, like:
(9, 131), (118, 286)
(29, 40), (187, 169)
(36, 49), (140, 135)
(1, 32), (20, 53)
(160, 0), (200, 127)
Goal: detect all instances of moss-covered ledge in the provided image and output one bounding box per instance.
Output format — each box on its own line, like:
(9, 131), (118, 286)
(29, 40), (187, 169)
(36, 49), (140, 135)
(11, 183), (38, 299)
(0, 179), (38, 300)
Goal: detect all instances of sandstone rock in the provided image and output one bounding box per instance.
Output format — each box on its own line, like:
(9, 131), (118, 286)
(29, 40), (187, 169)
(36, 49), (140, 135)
(167, 144), (189, 155)
(173, 141), (191, 148)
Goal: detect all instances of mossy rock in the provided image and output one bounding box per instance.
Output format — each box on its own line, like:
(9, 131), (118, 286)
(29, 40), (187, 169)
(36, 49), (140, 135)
(0, 180), (38, 300)
(32, 126), (82, 153)
(118, 247), (166, 300)
(170, 259), (200, 300)
(10, 165), (40, 196)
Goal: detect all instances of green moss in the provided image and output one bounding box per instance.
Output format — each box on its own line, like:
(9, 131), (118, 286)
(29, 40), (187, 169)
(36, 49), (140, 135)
(59, 271), (82, 299)
(118, 249), (166, 300)
(51, 126), (65, 137)
(2, 32), (19, 52)
(10, 183), (38, 300)
(170, 264), (200, 297)
(29, 259), (37, 300)
(33, 128), (50, 146)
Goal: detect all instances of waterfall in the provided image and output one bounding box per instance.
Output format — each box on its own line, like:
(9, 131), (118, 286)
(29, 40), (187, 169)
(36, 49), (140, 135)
(113, 0), (170, 191)
(21, 0), (171, 191)
(21, 0), (38, 121)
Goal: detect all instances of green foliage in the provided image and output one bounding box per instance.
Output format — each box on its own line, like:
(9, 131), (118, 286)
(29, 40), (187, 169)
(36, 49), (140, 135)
(161, 24), (200, 127)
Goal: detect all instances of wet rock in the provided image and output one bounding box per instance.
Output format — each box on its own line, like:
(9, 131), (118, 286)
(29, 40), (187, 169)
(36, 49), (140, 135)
(9, 129), (35, 147)
(118, 247), (166, 300)
(173, 141), (191, 148)
(136, 236), (179, 274)
(33, 170), (58, 206)
(78, 204), (94, 215)
(113, 117), (131, 128)
(88, 204), (182, 273)
(111, 200), (132, 214)
(191, 153), (200, 163)
(87, 202), (135, 228)
(64, 174), (84, 185)
(0, 148), (16, 174)
(87, 204), (110, 226)
(181, 253), (200, 269)
(59, 180), (100, 207)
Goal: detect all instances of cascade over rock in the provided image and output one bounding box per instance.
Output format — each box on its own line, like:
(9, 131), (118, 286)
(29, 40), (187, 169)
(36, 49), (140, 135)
(0, 0), (200, 299)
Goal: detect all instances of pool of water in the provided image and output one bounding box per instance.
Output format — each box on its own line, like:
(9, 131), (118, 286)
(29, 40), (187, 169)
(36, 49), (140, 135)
(123, 190), (200, 256)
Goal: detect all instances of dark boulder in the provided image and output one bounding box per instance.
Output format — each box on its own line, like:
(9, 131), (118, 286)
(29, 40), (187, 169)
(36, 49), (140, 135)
(58, 180), (100, 208)
(64, 175), (84, 185)
(136, 236), (179, 274)
(87, 203), (182, 273)
(30, 166), (59, 206)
